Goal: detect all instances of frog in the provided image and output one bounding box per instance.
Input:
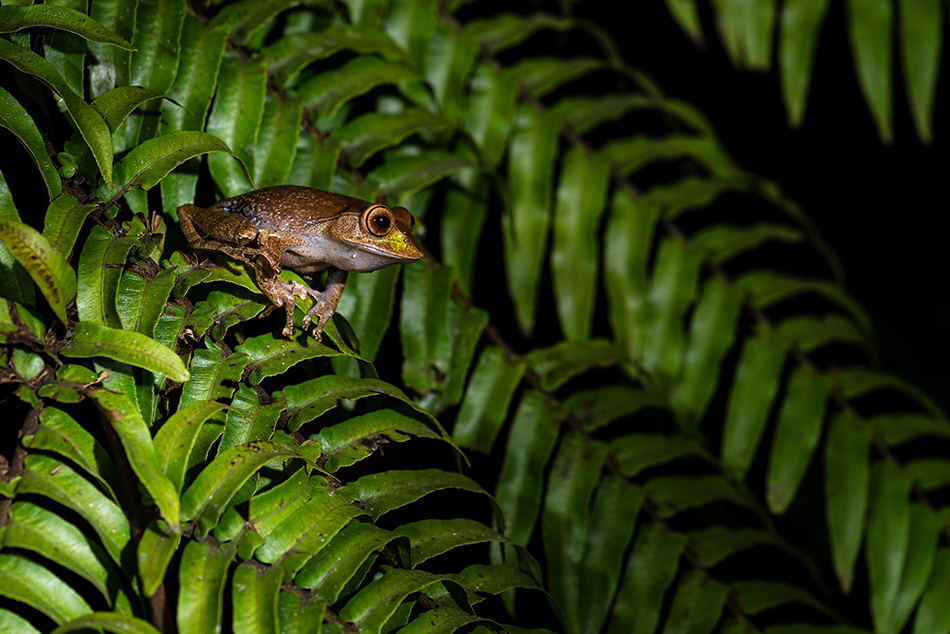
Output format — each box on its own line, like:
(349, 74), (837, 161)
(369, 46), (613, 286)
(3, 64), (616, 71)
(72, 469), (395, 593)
(178, 185), (423, 339)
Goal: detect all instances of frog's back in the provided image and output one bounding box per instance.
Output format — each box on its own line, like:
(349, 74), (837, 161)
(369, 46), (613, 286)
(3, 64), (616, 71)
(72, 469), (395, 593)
(212, 186), (371, 232)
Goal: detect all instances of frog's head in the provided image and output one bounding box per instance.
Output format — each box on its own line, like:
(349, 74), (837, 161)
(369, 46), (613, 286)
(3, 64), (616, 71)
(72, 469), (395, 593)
(353, 203), (424, 262)
(321, 200), (423, 272)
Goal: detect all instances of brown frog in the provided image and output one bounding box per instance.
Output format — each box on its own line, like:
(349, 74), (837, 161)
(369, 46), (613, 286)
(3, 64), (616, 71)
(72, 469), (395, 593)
(178, 185), (423, 339)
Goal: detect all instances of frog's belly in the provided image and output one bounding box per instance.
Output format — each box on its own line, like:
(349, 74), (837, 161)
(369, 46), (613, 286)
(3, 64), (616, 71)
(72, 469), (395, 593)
(282, 241), (407, 274)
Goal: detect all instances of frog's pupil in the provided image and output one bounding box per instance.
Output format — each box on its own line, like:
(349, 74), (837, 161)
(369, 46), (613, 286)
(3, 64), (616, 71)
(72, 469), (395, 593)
(373, 215), (391, 230)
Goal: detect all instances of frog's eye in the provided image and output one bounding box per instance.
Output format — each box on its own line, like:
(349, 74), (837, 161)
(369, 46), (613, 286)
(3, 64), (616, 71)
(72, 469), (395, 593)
(364, 206), (395, 237)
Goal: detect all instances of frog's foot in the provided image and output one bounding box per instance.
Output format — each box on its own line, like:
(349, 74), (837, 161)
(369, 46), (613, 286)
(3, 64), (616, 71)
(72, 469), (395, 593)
(300, 269), (348, 340)
(255, 276), (301, 338)
(276, 280), (333, 340)
(299, 291), (335, 340)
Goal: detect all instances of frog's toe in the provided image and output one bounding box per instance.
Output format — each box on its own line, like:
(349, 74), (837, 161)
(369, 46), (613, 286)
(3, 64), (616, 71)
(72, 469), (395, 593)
(302, 303), (332, 339)
(287, 280), (314, 299)
(301, 306), (321, 331)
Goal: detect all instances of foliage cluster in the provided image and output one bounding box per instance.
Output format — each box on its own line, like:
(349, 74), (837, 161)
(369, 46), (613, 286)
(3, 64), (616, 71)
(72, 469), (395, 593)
(666, 0), (943, 143)
(1, 1), (948, 633)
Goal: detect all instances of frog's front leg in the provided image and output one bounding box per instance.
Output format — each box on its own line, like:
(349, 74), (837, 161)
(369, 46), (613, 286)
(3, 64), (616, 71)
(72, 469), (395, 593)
(253, 230), (346, 340)
(251, 268), (344, 340)
(300, 268), (348, 339)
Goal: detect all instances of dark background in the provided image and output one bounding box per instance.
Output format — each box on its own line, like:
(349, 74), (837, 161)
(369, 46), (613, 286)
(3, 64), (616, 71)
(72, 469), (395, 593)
(581, 2), (949, 411)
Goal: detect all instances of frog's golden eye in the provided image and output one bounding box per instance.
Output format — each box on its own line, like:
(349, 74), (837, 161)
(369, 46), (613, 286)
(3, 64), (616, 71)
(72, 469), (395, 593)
(364, 206), (395, 237)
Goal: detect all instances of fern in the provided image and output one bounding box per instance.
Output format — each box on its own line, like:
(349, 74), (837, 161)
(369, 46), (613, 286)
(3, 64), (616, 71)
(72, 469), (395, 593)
(1, 2), (948, 634)
(663, 0), (943, 143)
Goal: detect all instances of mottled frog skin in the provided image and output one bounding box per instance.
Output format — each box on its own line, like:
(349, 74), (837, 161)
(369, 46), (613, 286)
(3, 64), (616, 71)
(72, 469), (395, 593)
(179, 185), (423, 339)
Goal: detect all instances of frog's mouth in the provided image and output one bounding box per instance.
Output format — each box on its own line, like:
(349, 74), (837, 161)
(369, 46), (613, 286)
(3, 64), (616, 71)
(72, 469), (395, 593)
(343, 233), (423, 261)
